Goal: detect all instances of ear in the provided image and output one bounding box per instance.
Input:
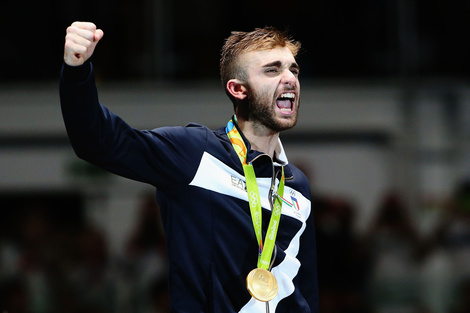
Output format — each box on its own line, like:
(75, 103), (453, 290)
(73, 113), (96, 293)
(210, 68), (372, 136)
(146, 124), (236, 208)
(226, 79), (248, 100)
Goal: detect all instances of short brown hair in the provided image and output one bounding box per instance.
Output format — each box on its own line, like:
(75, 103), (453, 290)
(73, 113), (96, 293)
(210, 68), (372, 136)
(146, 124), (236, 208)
(220, 27), (301, 88)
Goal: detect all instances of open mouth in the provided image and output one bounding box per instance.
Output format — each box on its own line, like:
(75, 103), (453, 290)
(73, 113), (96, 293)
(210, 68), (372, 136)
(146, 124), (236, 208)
(276, 92), (295, 114)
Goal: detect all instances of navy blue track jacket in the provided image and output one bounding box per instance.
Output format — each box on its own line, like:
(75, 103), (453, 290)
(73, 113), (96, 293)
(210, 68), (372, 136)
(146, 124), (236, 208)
(59, 62), (319, 313)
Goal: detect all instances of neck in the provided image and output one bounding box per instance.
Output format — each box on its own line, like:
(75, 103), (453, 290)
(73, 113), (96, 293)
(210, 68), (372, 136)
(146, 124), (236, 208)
(236, 117), (279, 158)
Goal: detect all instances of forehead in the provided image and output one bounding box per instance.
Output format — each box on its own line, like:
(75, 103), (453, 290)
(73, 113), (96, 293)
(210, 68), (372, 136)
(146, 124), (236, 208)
(240, 46), (297, 69)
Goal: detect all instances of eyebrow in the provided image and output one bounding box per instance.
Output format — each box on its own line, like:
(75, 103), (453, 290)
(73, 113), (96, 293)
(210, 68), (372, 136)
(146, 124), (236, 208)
(262, 60), (300, 70)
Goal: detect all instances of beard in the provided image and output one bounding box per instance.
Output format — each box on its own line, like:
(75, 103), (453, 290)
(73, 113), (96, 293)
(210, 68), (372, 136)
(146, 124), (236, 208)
(245, 84), (299, 133)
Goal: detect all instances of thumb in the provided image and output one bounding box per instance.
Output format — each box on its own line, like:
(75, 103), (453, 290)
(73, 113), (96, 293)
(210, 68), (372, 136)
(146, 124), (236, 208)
(94, 29), (104, 43)
(85, 28), (104, 62)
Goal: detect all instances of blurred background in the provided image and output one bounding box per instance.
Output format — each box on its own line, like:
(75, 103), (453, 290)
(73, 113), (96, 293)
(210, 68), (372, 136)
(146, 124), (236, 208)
(1, 0), (470, 312)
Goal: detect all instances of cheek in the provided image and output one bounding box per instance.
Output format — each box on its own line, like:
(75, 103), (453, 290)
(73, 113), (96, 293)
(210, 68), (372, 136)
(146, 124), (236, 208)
(254, 89), (274, 105)
(259, 83), (277, 100)
(247, 78), (279, 103)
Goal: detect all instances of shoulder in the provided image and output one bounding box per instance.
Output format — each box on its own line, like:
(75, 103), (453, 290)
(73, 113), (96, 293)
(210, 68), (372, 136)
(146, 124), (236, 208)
(146, 123), (229, 152)
(150, 122), (211, 139)
(286, 163), (311, 198)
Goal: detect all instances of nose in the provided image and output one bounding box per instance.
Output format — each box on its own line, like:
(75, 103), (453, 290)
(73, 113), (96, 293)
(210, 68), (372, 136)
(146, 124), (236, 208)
(281, 69), (297, 87)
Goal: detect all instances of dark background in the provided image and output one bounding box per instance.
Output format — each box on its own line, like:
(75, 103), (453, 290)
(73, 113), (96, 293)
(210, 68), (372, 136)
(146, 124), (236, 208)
(1, 0), (469, 82)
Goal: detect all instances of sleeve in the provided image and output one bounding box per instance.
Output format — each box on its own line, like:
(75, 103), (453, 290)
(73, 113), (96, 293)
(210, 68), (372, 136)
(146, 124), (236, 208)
(293, 169), (319, 313)
(59, 62), (207, 189)
(297, 208), (319, 313)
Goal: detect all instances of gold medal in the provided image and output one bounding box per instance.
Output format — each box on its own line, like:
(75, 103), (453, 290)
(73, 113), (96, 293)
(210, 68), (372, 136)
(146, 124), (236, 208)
(246, 268), (278, 302)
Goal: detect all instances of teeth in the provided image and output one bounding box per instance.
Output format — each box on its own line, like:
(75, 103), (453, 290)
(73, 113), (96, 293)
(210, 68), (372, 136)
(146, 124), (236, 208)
(279, 92), (295, 99)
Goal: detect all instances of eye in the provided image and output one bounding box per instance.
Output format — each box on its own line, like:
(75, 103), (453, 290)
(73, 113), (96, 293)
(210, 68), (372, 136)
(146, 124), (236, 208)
(291, 68), (300, 76)
(265, 68), (279, 74)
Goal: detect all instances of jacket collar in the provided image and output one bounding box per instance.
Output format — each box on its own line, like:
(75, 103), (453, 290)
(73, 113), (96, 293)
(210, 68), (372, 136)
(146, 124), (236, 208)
(225, 116), (293, 179)
(230, 116), (288, 165)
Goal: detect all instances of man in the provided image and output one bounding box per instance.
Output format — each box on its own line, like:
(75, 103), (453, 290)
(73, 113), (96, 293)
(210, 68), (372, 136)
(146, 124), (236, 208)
(60, 22), (318, 313)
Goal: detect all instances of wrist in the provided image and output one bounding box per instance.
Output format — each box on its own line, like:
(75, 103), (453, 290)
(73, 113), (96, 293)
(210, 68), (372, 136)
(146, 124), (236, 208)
(61, 60), (92, 83)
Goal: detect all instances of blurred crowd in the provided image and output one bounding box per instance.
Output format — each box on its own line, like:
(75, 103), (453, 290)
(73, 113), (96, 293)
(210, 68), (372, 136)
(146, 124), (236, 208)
(2, 179), (470, 313)
(0, 193), (168, 313)
(314, 179), (470, 313)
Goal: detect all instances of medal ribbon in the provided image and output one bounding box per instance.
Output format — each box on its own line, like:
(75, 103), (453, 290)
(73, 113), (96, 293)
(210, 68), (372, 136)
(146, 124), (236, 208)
(226, 118), (285, 270)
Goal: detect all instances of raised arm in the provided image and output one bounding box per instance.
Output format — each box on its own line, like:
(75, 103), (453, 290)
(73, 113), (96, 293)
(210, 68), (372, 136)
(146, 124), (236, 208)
(59, 22), (206, 189)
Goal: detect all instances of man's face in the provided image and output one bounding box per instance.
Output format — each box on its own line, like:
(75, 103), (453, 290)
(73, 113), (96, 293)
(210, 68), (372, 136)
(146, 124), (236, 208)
(242, 46), (300, 132)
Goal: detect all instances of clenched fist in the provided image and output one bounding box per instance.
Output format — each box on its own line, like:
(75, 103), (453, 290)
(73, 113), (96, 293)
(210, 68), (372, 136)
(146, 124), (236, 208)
(64, 22), (104, 66)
